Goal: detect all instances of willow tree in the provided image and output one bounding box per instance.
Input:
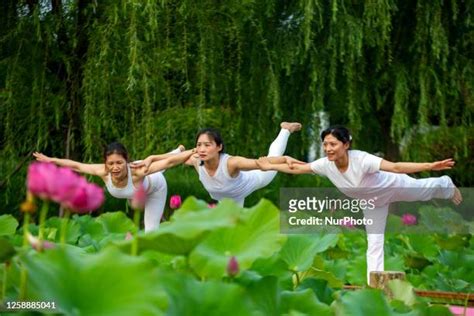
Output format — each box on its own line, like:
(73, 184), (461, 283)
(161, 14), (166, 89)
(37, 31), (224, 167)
(1, 0), (472, 210)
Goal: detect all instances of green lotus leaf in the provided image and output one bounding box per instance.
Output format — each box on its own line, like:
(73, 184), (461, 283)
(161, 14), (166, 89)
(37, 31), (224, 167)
(45, 217), (81, 244)
(243, 275), (280, 316)
(405, 234), (438, 259)
(114, 231), (206, 255)
(74, 214), (106, 241)
(297, 278), (336, 305)
(385, 255), (406, 272)
(411, 303), (453, 316)
(323, 259), (349, 283)
(189, 199), (286, 279)
(157, 199), (240, 240)
(77, 233), (99, 250)
(21, 247), (166, 315)
(304, 269), (344, 289)
(0, 238), (16, 262)
(0, 215), (19, 236)
(332, 289), (396, 316)
(279, 234), (339, 272)
(387, 279), (417, 306)
(171, 196), (209, 217)
(281, 288), (331, 315)
(345, 255), (367, 285)
(404, 254), (431, 269)
(389, 300), (411, 313)
(157, 271), (254, 315)
(115, 199), (240, 255)
(243, 276), (332, 315)
(95, 211), (136, 234)
(250, 254), (293, 290)
(98, 233), (131, 249)
(435, 234), (470, 251)
(140, 250), (187, 271)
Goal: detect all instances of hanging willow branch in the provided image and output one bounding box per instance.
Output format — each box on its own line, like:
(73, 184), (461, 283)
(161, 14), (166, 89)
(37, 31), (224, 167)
(0, 0), (472, 210)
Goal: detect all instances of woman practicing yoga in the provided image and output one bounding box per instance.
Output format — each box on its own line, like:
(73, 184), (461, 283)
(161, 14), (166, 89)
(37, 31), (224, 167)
(256, 125), (462, 283)
(33, 143), (194, 231)
(137, 122), (302, 206)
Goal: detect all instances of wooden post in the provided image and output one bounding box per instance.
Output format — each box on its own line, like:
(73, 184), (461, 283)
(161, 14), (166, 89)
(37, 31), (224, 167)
(369, 271), (406, 298)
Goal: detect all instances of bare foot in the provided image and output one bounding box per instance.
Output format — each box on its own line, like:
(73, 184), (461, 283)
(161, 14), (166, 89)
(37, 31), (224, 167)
(281, 122), (302, 133)
(452, 187), (463, 205)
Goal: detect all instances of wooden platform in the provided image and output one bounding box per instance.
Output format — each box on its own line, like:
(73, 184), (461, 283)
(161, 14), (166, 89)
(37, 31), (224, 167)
(343, 285), (474, 306)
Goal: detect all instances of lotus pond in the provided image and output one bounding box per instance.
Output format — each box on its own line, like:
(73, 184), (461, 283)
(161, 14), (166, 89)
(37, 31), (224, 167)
(0, 196), (472, 315)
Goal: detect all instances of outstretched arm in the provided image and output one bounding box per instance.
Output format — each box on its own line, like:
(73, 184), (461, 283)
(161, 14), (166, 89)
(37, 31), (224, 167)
(131, 145), (186, 171)
(227, 156), (260, 175)
(264, 156), (306, 168)
(256, 157), (314, 175)
(227, 155), (306, 174)
(380, 158), (455, 174)
(33, 152), (106, 176)
(146, 145), (186, 161)
(134, 150), (195, 177)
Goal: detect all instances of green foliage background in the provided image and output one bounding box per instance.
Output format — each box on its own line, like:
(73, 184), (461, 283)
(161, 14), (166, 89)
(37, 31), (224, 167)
(1, 0), (473, 213)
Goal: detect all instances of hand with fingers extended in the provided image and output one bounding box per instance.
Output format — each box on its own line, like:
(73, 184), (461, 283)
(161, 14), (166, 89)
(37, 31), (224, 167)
(33, 152), (54, 163)
(430, 158), (455, 171)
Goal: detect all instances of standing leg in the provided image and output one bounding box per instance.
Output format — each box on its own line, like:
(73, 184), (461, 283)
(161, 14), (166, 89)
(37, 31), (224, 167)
(363, 205), (389, 284)
(252, 122), (301, 190)
(143, 172), (167, 232)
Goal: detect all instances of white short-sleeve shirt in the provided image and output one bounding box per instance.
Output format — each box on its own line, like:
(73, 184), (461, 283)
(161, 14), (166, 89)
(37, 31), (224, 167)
(310, 150), (404, 204)
(310, 150), (383, 187)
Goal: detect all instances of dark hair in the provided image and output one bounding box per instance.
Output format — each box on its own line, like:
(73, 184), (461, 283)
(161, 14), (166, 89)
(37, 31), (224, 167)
(104, 142), (129, 162)
(321, 125), (352, 147)
(195, 128), (225, 153)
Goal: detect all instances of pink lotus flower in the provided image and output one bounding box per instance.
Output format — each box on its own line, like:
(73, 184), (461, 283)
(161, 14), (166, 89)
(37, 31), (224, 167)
(27, 162), (58, 199)
(227, 256), (239, 277)
(26, 232), (55, 251)
(449, 306), (474, 315)
(401, 213), (417, 226)
(131, 183), (147, 210)
(207, 203), (217, 208)
(50, 167), (82, 204)
(66, 181), (104, 213)
(169, 195), (182, 209)
(27, 162), (104, 213)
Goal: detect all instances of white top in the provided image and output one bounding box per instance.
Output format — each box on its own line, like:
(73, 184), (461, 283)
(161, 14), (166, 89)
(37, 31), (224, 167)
(197, 153), (258, 206)
(310, 150), (404, 204)
(105, 164), (149, 199)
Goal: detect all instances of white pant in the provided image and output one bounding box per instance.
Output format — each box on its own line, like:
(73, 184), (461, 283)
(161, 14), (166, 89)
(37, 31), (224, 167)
(362, 175), (455, 284)
(143, 147), (181, 232)
(143, 172), (167, 232)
